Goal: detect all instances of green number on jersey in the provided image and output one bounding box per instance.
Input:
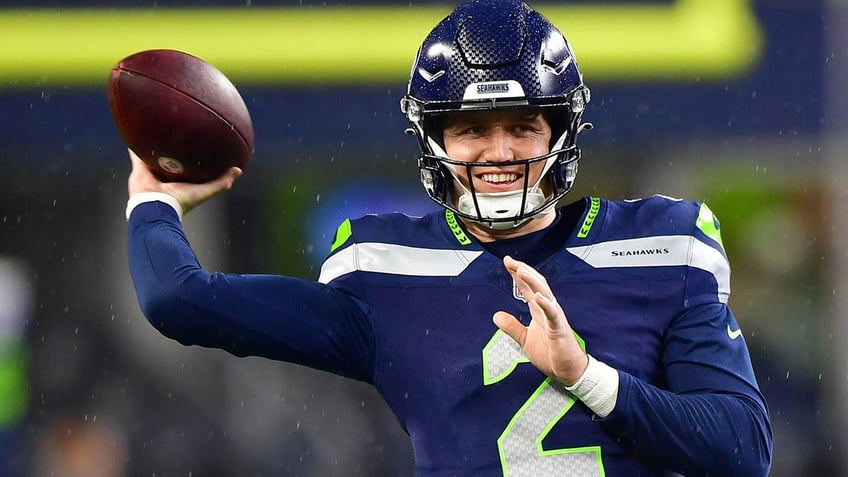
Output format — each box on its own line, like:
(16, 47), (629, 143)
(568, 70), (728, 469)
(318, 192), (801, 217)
(483, 330), (605, 476)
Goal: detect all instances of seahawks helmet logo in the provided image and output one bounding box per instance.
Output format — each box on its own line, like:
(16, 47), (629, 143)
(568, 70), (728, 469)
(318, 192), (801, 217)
(476, 83), (510, 94)
(464, 80), (525, 100)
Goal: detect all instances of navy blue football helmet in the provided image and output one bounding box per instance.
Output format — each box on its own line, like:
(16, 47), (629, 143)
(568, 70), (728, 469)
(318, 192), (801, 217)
(401, 0), (592, 229)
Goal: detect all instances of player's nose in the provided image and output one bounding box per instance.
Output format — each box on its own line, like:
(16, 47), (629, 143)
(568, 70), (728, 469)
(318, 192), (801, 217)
(480, 130), (516, 163)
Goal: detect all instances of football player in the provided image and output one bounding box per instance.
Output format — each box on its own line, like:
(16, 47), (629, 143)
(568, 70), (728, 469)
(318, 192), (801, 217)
(125, 0), (773, 475)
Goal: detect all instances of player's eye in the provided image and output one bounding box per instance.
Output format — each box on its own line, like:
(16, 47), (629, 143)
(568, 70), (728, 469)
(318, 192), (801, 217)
(445, 124), (485, 137)
(512, 123), (541, 135)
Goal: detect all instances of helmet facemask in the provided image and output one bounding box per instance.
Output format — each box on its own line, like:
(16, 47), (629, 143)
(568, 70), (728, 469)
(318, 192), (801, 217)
(402, 0), (592, 230)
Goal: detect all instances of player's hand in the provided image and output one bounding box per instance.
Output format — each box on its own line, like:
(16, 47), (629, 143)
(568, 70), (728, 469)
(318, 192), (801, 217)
(493, 255), (589, 386)
(127, 149), (242, 215)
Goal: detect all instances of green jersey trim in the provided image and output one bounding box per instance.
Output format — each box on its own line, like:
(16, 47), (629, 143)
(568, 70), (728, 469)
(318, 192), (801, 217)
(330, 218), (352, 253)
(577, 197), (601, 239)
(695, 203), (725, 251)
(445, 210), (472, 245)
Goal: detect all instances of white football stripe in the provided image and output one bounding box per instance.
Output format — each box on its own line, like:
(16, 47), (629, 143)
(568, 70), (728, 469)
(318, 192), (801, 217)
(566, 235), (730, 303)
(319, 242), (483, 284)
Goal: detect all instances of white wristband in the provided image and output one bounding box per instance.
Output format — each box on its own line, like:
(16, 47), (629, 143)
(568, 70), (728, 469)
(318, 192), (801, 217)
(126, 192), (184, 222)
(564, 354), (620, 418)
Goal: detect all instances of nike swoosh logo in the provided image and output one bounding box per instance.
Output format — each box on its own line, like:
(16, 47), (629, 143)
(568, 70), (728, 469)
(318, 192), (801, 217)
(727, 324), (743, 340)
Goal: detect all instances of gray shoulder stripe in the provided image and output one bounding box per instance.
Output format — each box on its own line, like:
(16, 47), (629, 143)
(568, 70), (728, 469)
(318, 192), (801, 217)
(566, 235), (730, 303)
(318, 242), (484, 284)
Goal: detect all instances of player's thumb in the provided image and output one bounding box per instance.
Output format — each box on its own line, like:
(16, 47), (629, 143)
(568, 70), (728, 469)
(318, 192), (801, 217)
(213, 166), (243, 191)
(493, 311), (526, 346)
(178, 167), (243, 214)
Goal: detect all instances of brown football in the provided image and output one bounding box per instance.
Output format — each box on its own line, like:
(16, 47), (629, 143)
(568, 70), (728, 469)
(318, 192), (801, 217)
(107, 49), (254, 183)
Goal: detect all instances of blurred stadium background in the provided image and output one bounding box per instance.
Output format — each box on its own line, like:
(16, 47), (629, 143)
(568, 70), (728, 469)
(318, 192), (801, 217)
(0, 0), (844, 475)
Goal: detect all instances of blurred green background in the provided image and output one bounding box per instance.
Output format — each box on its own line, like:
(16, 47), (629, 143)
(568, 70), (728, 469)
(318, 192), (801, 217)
(0, 0), (844, 475)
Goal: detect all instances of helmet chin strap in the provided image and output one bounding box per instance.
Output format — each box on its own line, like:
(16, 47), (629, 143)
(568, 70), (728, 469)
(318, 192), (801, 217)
(456, 188), (549, 230)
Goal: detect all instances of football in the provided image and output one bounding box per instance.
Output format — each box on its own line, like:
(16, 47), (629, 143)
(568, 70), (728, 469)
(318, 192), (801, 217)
(107, 49), (254, 183)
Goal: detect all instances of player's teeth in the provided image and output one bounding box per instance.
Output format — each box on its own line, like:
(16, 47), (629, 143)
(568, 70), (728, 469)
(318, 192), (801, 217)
(482, 173), (517, 183)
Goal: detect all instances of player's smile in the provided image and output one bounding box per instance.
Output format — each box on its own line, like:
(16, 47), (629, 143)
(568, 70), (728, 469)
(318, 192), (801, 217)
(473, 168), (525, 193)
(480, 172), (520, 185)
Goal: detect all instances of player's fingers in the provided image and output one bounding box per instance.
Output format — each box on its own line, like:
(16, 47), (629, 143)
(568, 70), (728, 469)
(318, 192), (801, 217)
(179, 176), (236, 211)
(128, 148), (141, 163)
(128, 149), (150, 176)
(520, 266), (551, 295)
(219, 167), (243, 189)
(503, 257), (563, 330)
(503, 255), (522, 274)
(504, 256), (537, 292)
(533, 292), (568, 331)
(505, 256), (544, 286)
(524, 290), (559, 333)
(193, 169), (238, 205)
(493, 311), (527, 346)
(504, 256), (555, 302)
(206, 167), (243, 197)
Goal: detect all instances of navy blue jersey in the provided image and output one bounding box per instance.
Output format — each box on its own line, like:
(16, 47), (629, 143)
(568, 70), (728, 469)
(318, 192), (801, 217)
(128, 195), (772, 477)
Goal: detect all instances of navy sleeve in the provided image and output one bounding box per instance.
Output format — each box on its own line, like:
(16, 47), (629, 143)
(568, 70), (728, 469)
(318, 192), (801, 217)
(127, 201), (375, 382)
(600, 302), (773, 476)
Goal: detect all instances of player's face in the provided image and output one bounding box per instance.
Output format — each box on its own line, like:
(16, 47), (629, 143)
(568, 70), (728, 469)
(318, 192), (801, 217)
(441, 109), (553, 195)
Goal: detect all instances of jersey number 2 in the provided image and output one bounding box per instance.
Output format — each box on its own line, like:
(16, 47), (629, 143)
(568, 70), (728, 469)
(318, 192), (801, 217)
(483, 330), (605, 476)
